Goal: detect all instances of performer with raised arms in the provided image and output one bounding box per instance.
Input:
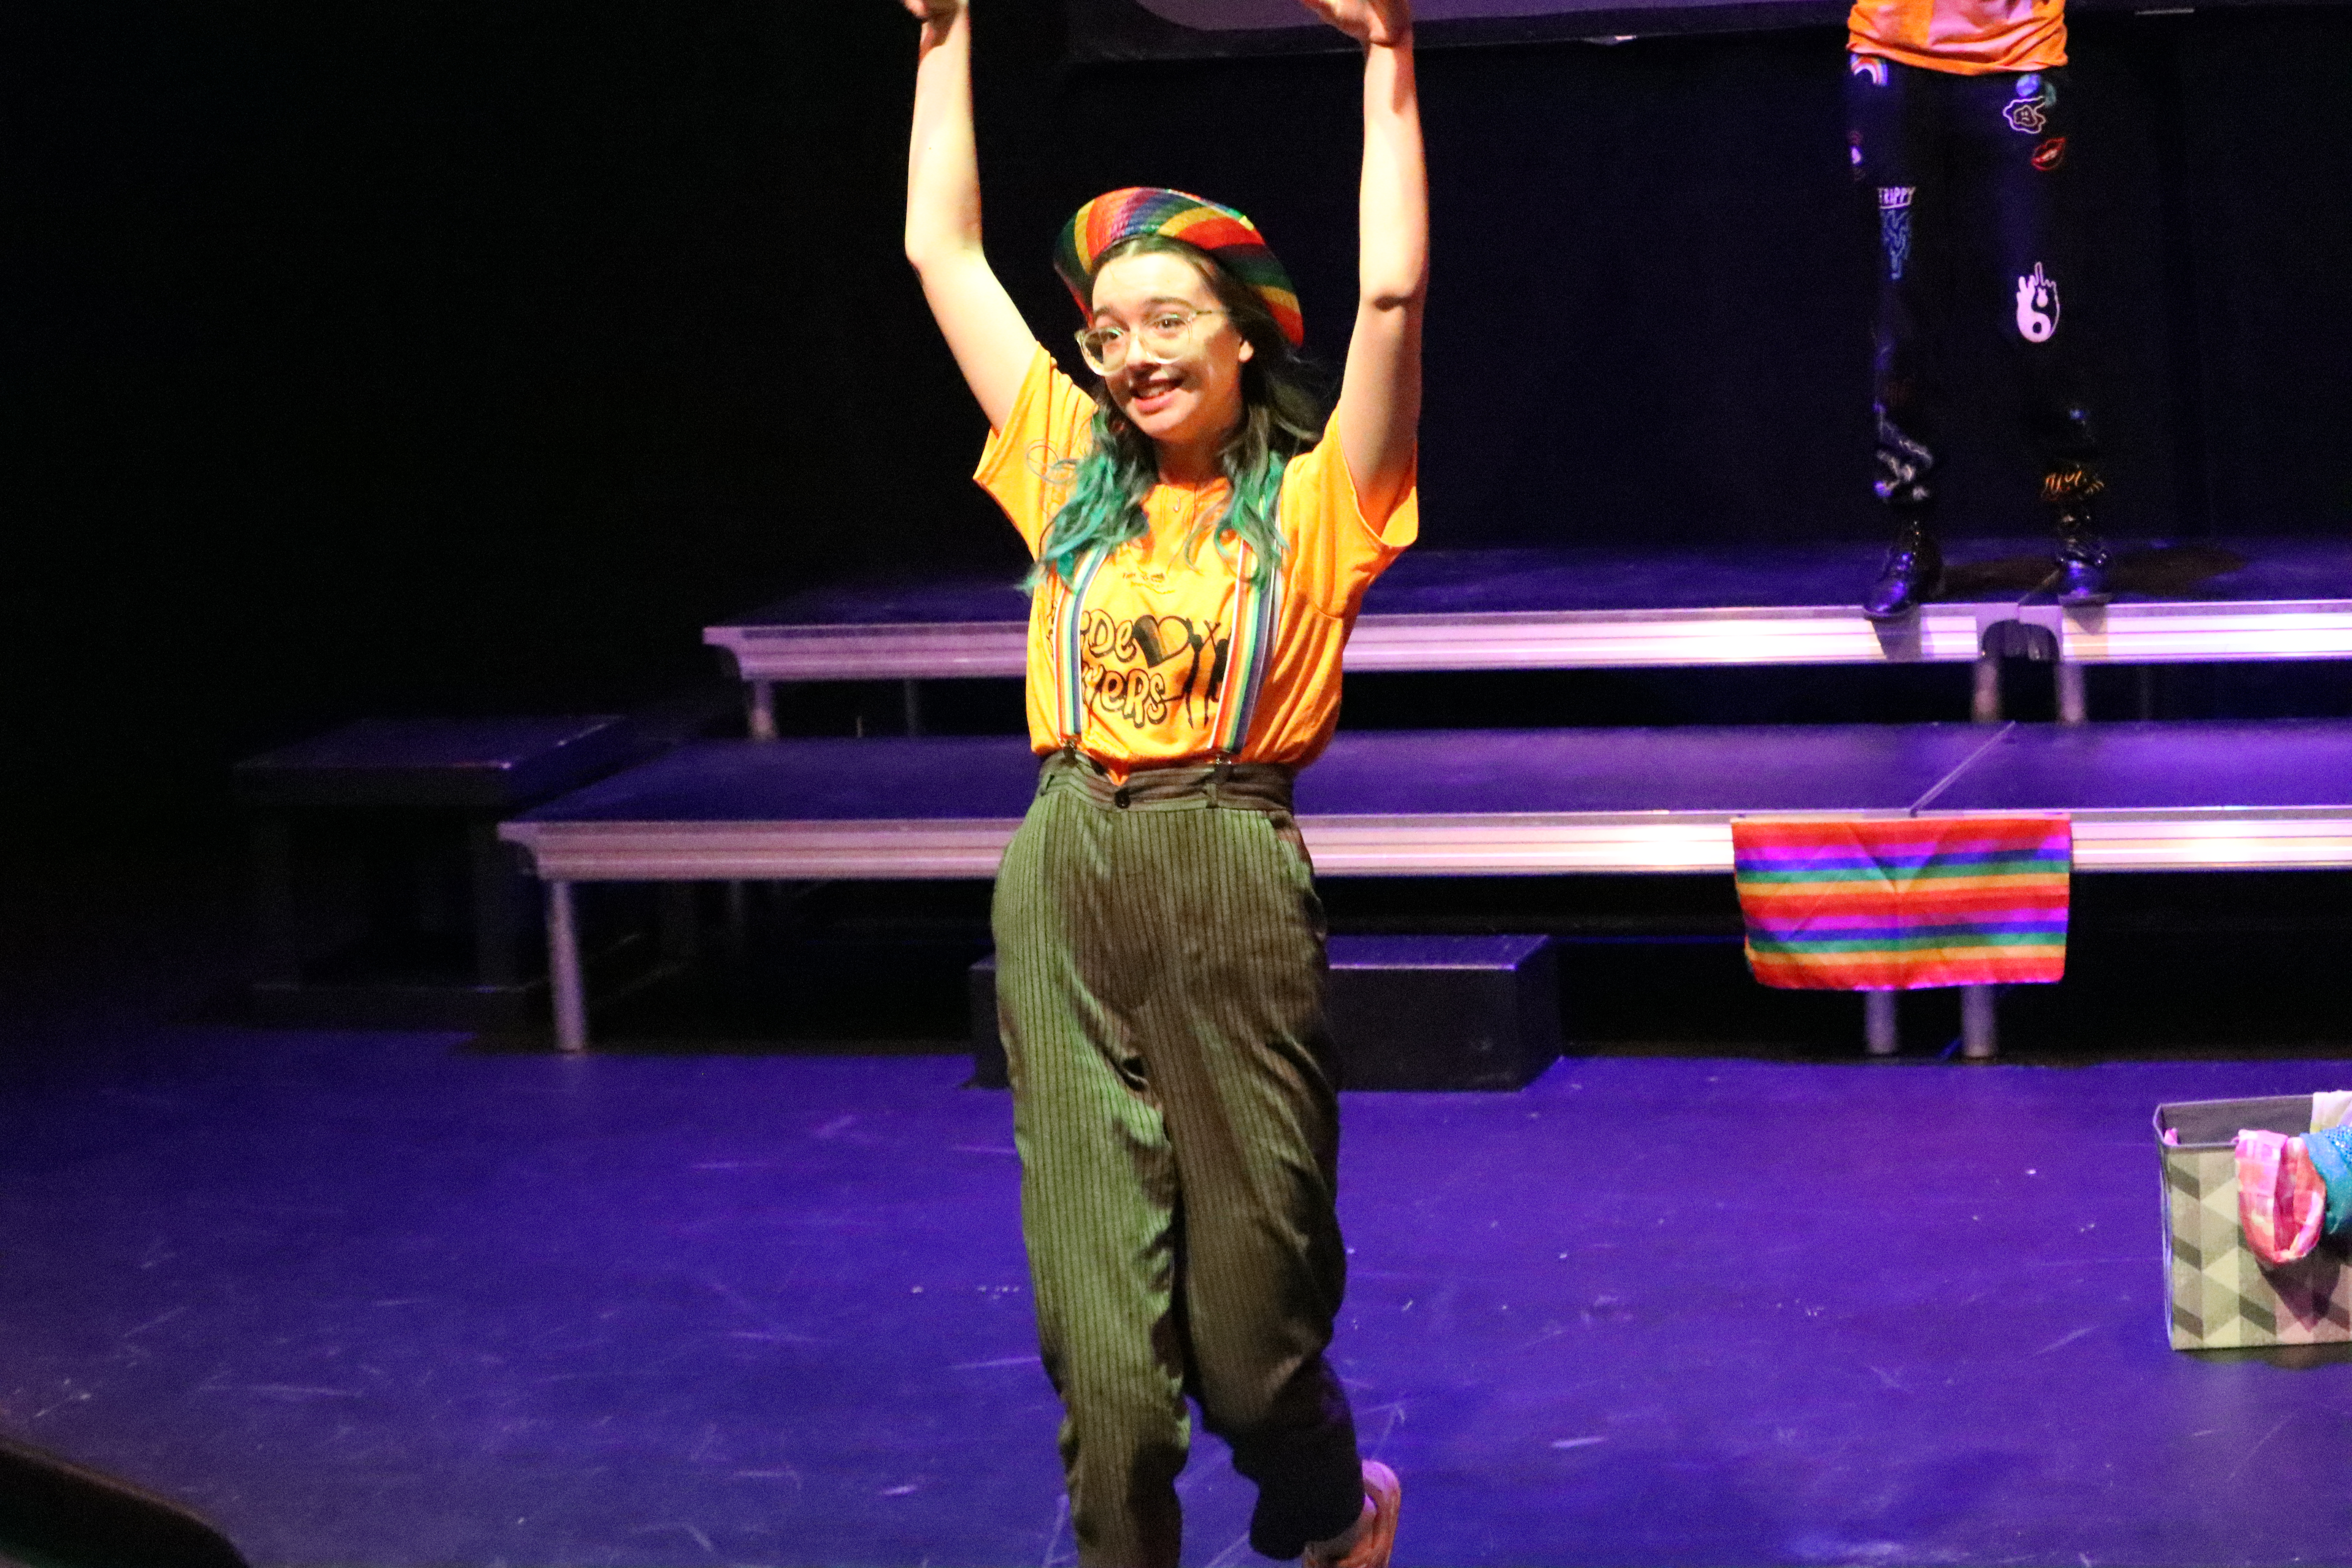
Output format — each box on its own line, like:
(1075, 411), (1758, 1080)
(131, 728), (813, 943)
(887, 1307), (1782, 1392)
(897, 0), (1423, 1563)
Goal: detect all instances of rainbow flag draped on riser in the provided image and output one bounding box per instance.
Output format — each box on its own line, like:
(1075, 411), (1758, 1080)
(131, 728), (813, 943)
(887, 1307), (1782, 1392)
(1731, 815), (2073, 990)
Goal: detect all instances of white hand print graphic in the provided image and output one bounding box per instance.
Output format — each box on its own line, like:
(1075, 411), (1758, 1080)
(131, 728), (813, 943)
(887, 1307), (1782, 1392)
(2014, 263), (2061, 342)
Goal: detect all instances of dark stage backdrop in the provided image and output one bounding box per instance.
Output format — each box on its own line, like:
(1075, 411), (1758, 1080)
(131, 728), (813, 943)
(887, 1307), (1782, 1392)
(8, 2), (2349, 838)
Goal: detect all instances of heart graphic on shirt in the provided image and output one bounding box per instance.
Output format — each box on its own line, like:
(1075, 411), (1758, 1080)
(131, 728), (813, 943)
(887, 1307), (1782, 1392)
(1130, 616), (1205, 668)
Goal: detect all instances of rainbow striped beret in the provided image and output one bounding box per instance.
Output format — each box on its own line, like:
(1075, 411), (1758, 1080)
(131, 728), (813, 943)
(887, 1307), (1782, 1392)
(1052, 187), (1304, 350)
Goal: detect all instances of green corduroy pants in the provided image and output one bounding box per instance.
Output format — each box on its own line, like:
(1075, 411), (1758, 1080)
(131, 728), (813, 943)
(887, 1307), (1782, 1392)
(992, 751), (1365, 1568)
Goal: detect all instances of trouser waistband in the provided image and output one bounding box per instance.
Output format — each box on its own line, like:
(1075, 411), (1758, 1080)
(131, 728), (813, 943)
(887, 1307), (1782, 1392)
(1037, 748), (1296, 814)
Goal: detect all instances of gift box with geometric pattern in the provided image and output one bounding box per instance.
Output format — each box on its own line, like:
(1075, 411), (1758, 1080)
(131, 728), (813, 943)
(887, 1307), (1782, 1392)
(2155, 1094), (2352, 1351)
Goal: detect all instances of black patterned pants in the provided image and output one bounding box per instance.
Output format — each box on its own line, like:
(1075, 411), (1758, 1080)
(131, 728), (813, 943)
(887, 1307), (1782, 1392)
(1847, 54), (2105, 519)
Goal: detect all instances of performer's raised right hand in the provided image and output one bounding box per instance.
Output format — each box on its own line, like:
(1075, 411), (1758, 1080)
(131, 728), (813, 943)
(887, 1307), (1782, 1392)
(900, 0), (1034, 432)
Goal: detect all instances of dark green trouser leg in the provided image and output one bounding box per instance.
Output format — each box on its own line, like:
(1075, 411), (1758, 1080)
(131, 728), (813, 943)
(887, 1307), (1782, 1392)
(993, 774), (1364, 1567)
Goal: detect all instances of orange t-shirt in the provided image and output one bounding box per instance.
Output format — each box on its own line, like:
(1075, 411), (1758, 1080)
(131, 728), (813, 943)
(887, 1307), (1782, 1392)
(1848, 0), (2066, 74)
(976, 345), (1416, 778)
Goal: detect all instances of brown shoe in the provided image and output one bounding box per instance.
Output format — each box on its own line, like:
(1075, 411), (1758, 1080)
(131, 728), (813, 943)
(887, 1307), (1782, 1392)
(1304, 1461), (1400, 1568)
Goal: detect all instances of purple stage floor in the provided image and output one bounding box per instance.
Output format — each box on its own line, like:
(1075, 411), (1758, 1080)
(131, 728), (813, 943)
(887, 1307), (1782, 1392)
(7, 1013), (2352, 1566)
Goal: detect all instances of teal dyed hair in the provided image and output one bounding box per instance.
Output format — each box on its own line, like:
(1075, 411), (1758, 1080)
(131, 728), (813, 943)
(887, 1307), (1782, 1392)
(1033, 235), (1328, 593)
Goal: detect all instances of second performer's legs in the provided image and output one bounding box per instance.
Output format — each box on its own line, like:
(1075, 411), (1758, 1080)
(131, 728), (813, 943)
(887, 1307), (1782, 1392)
(1961, 65), (2110, 601)
(1849, 55), (1949, 618)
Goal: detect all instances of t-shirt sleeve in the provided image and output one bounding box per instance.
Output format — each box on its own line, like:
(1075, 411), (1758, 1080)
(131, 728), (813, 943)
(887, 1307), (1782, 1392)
(974, 345), (1098, 560)
(1279, 411), (1419, 617)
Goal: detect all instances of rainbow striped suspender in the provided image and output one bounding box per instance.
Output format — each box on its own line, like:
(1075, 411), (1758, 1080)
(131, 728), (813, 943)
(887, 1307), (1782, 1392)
(1049, 546), (1112, 746)
(1209, 541), (1279, 760)
(1047, 537), (1282, 761)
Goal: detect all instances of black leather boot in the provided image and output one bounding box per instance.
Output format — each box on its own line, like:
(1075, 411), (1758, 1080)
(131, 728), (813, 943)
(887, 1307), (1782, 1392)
(2044, 467), (2110, 606)
(1863, 514), (1943, 620)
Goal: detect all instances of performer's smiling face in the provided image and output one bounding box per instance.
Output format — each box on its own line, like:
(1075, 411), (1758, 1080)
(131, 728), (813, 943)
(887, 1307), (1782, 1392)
(1088, 248), (1253, 466)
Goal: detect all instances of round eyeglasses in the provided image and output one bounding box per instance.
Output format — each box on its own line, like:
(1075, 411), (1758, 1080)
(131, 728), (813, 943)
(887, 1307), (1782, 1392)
(1075, 307), (1226, 373)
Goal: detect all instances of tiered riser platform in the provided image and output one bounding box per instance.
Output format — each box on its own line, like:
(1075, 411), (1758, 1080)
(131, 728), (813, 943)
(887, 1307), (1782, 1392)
(501, 720), (2352, 1049)
(706, 539), (2352, 681)
(501, 721), (2352, 883)
(530, 536), (2352, 1053)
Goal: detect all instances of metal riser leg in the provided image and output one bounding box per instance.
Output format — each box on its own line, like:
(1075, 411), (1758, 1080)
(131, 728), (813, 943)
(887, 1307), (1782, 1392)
(546, 880), (588, 1053)
(1972, 656), (2003, 724)
(1865, 991), (1900, 1056)
(2055, 661), (2087, 725)
(1961, 984), (1998, 1060)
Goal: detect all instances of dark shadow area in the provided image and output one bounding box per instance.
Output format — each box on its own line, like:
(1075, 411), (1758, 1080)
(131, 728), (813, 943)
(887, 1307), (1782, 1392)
(14, 810), (2350, 1075)
(335, 866), (2352, 1064)
(772, 658), (2352, 746)
(0, 1434), (249, 1568)
(1942, 553), (2066, 598)
(1341, 664), (1985, 730)
(13, 839), (2343, 1069)
(1941, 544), (2250, 601)
(2190, 1342), (2352, 1369)
(2108, 545), (2252, 597)
(536, 880), (995, 1055)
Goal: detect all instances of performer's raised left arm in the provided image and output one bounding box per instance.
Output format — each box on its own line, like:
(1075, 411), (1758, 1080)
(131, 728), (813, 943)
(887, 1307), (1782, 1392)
(1298, 0), (1425, 525)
